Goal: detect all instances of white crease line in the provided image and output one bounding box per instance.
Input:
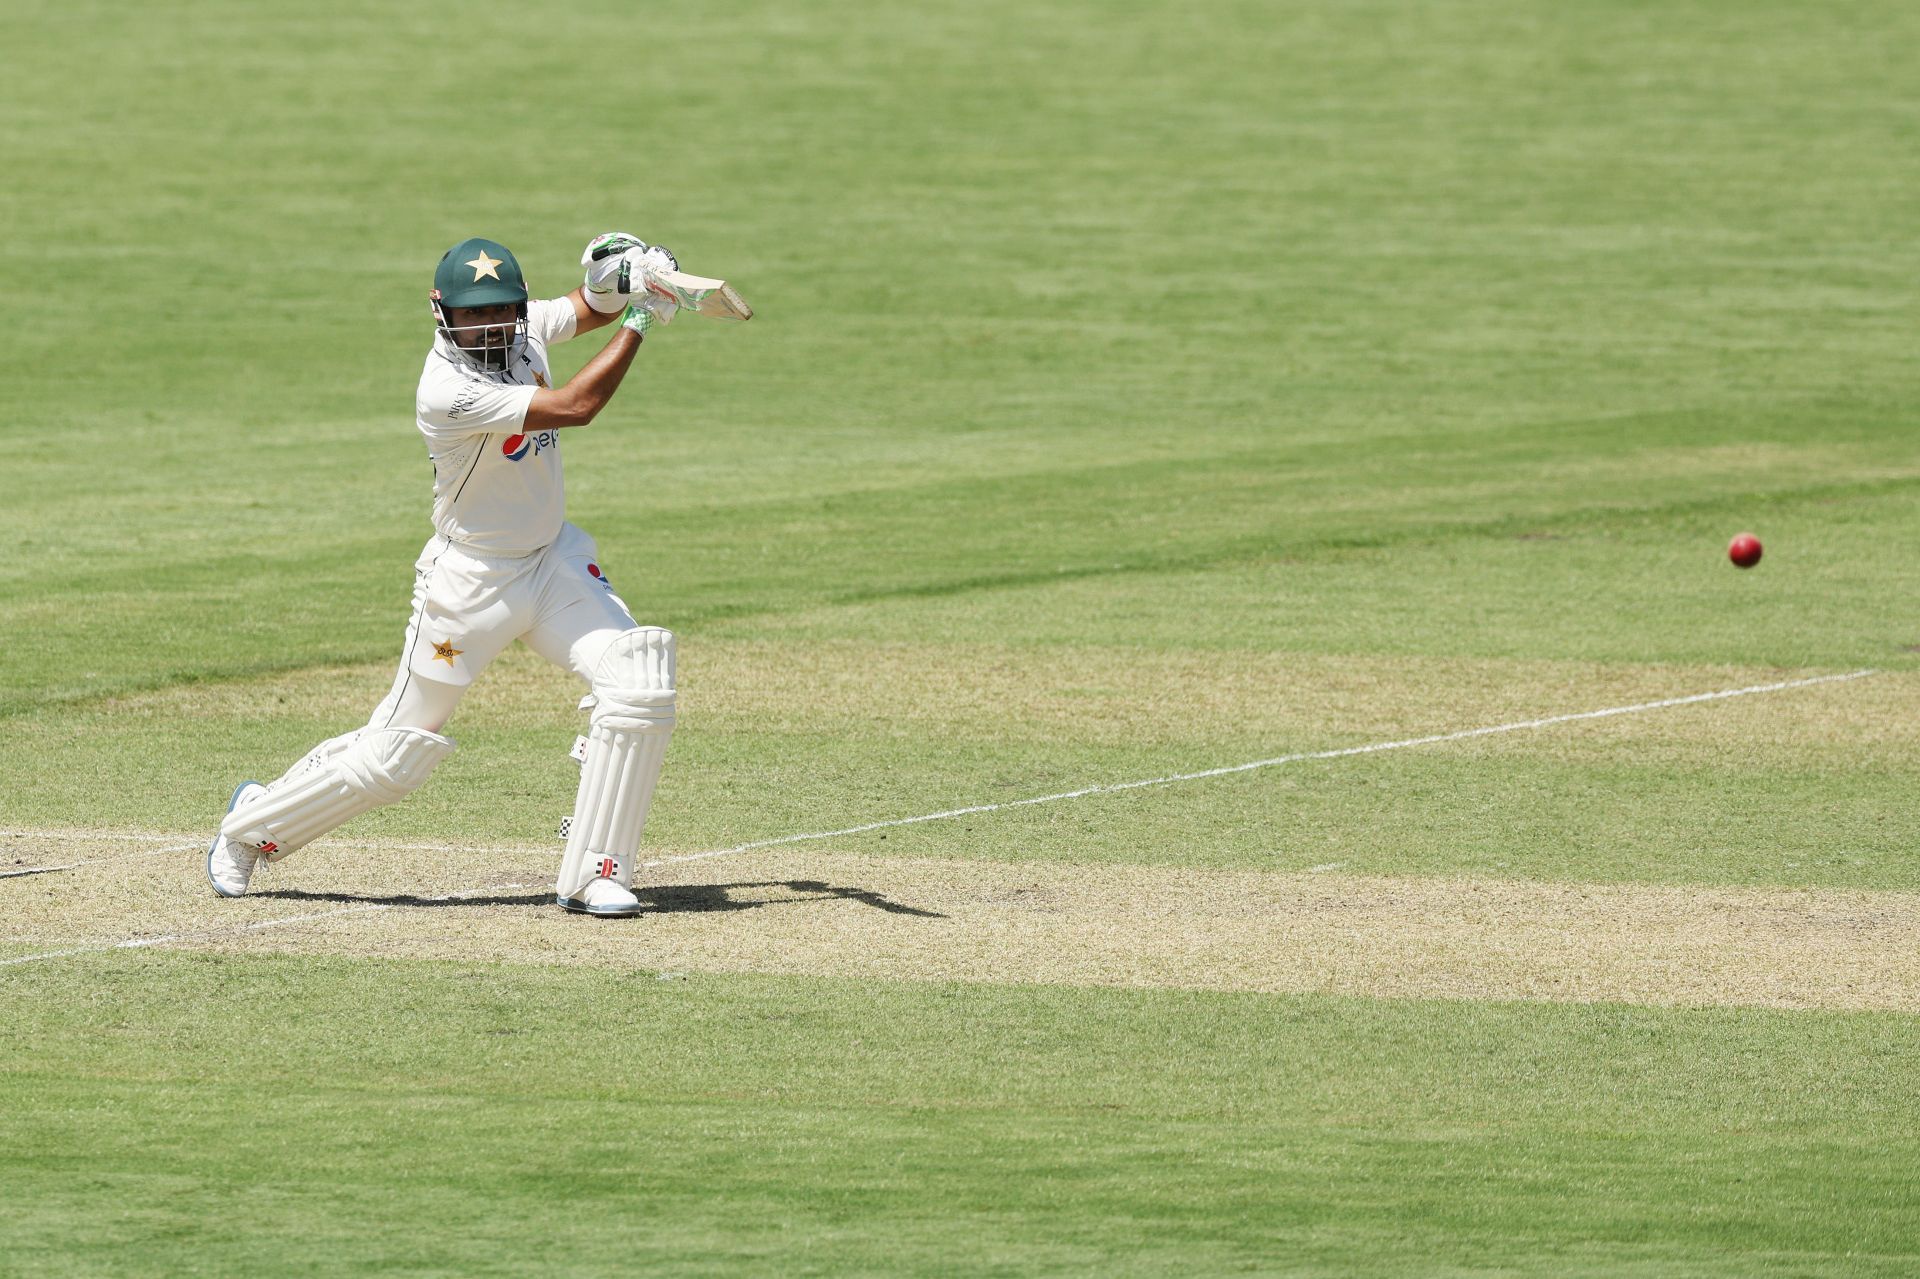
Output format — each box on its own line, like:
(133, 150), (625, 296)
(428, 880), (543, 901)
(1, 831), (190, 843)
(0, 837), (208, 875)
(645, 669), (1878, 868)
(0, 841), (204, 878)
(0, 908), (389, 969)
(0, 668), (1879, 967)
(1, 944), (117, 966)
(235, 905), (392, 931)
(0, 890), (538, 969)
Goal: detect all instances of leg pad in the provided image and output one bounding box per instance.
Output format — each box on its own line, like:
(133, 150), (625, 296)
(556, 629), (675, 900)
(222, 727), (454, 859)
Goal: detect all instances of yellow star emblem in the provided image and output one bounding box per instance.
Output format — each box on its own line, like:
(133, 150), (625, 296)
(533, 370), (549, 388)
(430, 639), (463, 666)
(465, 251), (503, 282)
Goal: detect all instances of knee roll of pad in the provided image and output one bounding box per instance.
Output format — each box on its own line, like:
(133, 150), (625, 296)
(589, 627), (676, 733)
(222, 727), (455, 859)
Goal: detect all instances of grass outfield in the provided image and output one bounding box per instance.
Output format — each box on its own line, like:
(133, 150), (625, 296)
(5, 0), (1920, 1274)
(7, 958), (1920, 1277)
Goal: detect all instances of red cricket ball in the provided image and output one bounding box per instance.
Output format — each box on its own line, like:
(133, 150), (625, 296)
(1728, 532), (1763, 568)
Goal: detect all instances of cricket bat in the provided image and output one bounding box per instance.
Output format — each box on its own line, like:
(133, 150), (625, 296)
(647, 269), (753, 322)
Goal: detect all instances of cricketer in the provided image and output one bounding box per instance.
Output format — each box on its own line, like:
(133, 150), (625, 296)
(205, 233), (681, 917)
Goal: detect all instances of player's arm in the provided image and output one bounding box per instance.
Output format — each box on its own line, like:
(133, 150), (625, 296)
(523, 305), (663, 430)
(564, 286), (620, 335)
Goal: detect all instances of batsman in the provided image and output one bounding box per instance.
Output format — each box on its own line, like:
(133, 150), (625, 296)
(206, 232), (699, 917)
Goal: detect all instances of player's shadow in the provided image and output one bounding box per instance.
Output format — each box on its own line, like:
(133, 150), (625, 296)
(641, 880), (946, 918)
(252, 879), (945, 918)
(250, 887), (551, 908)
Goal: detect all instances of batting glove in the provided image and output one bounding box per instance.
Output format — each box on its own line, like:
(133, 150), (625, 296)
(620, 300), (668, 337)
(582, 231), (648, 313)
(623, 245), (682, 325)
(633, 243), (678, 278)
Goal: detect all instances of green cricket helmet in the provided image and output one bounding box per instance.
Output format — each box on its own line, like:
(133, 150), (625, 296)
(430, 237), (530, 372)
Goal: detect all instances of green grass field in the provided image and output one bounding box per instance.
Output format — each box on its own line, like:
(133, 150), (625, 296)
(5, 0), (1920, 1273)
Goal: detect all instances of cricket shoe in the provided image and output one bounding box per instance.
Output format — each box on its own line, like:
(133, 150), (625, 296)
(558, 877), (643, 917)
(206, 780), (269, 898)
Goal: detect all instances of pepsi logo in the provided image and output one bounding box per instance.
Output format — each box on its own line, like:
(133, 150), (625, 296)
(501, 434), (531, 461)
(587, 563), (602, 578)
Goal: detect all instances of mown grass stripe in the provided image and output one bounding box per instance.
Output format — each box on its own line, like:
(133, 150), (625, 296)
(649, 669), (1876, 866)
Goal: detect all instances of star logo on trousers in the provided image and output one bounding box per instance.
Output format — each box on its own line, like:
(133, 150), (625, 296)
(430, 639), (463, 666)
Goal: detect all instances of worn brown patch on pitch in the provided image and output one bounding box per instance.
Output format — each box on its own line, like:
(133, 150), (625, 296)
(8, 842), (1920, 1011)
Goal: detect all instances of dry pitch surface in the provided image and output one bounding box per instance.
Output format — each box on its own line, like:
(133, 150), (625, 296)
(9, 655), (1913, 1009)
(8, 841), (1920, 1011)
(8, 660), (1917, 1012)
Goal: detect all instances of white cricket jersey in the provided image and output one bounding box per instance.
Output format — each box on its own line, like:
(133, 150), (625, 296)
(414, 297), (579, 555)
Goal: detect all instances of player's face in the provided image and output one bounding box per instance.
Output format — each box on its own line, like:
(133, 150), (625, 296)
(443, 303), (518, 359)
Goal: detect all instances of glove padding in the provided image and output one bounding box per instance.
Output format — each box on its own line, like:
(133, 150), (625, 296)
(581, 231), (648, 314)
(623, 245), (681, 326)
(620, 300), (664, 336)
(632, 243), (678, 277)
(619, 279), (679, 334)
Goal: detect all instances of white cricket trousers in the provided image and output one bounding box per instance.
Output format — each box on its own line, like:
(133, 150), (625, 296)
(366, 522), (642, 732)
